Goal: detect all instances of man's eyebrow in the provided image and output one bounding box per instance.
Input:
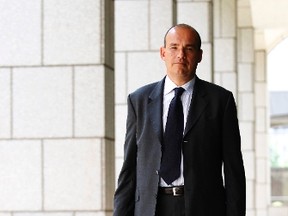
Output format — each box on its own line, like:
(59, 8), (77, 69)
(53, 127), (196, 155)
(186, 44), (197, 47)
(168, 43), (178, 46)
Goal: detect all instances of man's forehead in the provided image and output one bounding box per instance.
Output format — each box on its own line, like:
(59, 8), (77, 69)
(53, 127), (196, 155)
(166, 32), (197, 45)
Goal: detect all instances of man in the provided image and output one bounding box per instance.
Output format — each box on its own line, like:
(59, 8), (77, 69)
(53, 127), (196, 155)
(114, 24), (246, 216)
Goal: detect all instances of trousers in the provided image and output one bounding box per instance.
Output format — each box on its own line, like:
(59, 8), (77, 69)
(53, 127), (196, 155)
(155, 193), (185, 216)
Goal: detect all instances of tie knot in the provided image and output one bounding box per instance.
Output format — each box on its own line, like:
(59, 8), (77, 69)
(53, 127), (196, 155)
(174, 87), (185, 98)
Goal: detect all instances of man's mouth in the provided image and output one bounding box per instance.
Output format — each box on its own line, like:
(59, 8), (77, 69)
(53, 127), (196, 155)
(174, 62), (186, 65)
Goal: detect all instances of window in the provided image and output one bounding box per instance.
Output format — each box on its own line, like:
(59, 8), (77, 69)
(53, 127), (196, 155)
(270, 126), (288, 206)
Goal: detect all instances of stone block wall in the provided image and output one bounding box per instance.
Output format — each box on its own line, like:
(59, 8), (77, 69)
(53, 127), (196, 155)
(0, 0), (114, 215)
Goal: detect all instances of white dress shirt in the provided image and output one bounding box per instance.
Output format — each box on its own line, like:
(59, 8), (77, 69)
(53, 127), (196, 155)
(159, 75), (195, 187)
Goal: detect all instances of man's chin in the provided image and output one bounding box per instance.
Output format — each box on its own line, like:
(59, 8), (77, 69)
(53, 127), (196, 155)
(175, 69), (189, 76)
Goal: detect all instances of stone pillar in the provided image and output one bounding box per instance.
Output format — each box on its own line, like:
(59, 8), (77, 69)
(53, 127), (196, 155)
(213, 0), (237, 96)
(115, 0), (174, 180)
(238, 28), (256, 216)
(238, 1), (257, 216)
(0, 0), (114, 215)
(177, 0), (213, 82)
(254, 31), (270, 216)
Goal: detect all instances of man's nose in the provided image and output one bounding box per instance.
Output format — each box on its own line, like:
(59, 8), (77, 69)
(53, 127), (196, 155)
(177, 48), (185, 59)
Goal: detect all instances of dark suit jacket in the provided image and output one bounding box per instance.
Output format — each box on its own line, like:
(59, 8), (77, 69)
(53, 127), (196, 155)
(114, 76), (246, 216)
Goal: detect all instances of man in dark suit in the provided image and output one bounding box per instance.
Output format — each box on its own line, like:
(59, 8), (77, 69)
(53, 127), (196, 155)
(114, 24), (246, 216)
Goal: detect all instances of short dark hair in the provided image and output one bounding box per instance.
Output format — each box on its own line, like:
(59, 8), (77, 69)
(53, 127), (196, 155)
(163, 24), (202, 50)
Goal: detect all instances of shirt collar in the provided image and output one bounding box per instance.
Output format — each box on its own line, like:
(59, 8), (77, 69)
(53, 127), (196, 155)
(164, 75), (195, 96)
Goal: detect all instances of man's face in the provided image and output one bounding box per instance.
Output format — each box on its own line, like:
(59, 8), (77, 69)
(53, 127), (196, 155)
(160, 27), (203, 85)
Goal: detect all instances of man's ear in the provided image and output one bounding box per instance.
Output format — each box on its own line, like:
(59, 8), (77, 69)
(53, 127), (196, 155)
(160, 47), (166, 60)
(197, 49), (203, 63)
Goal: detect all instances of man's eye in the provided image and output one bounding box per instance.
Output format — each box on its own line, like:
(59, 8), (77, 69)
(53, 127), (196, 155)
(170, 46), (177, 50)
(186, 47), (195, 51)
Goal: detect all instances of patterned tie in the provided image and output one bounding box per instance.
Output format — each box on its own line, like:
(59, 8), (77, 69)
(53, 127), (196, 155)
(159, 87), (185, 185)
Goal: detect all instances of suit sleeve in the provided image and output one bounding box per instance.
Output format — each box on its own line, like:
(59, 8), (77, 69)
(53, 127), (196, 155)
(113, 95), (137, 216)
(222, 92), (246, 216)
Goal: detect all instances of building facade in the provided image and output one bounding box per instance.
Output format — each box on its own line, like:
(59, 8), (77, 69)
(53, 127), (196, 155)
(0, 0), (287, 215)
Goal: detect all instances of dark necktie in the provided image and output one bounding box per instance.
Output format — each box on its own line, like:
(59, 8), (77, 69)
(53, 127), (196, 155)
(159, 87), (185, 185)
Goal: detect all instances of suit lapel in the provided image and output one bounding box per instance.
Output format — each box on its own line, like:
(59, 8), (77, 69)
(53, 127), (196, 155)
(147, 78), (165, 142)
(146, 76), (208, 139)
(184, 77), (208, 136)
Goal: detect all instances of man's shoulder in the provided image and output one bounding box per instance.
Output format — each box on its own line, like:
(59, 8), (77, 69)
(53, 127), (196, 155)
(130, 78), (164, 99)
(133, 82), (159, 95)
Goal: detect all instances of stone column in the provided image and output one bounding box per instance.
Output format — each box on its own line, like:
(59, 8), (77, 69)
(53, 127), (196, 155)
(0, 0), (114, 215)
(213, 0), (237, 96)
(254, 31), (270, 216)
(115, 0), (174, 181)
(177, 0), (213, 82)
(238, 1), (257, 216)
